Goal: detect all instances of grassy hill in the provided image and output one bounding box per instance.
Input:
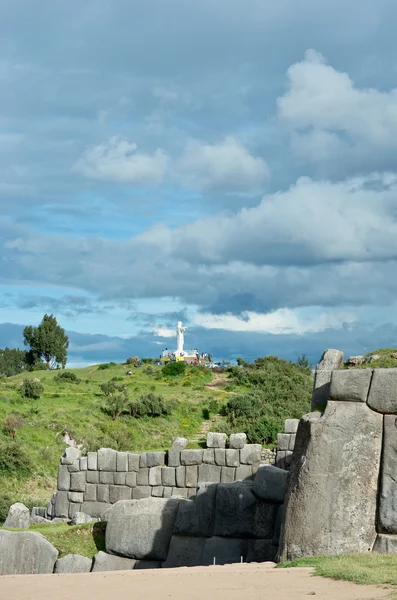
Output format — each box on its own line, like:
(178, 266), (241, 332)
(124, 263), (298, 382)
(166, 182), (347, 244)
(346, 348), (397, 369)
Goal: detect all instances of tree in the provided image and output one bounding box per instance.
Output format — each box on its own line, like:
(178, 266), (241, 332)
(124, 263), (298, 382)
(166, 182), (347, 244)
(0, 348), (28, 377)
(296, 353), (312, 372)
(23, 314), (69, 369)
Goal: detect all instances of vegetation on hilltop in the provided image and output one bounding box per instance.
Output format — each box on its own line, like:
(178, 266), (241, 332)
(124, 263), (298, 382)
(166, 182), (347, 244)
(348, 348), (397, 369)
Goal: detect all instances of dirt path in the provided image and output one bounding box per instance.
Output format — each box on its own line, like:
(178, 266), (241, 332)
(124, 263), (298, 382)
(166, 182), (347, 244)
(0, 563), (390, 600)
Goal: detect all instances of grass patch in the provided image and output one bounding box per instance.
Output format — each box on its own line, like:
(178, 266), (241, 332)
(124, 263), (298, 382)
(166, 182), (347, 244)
(5, 522), (106, 558)
(281, 553), (397, 588)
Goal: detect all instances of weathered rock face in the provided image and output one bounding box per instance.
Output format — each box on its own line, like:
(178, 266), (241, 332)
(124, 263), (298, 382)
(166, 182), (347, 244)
(311, 349), (344, 411)
(279, 401), (383, 561)
(0, 531), (58, 574)
(70, 511), (94, 525)
(3, 502), (30, 529)
(105, 498), (181, 560)
(253, 466), (288, 503)
(54, 554), (92, 573)
(92, 551), (136, 571)
(368, 369), (397, 414)
(378, 415), (397, 533)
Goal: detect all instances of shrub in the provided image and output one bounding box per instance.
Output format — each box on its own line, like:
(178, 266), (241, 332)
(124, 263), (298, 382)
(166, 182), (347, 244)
(162, 361), (186, 377)
(100, 382), (130, 420)
(3, 413), (25, 438)
(0, 438), (32, 476)
(111, 376), (124, 382)
(129, 393), (175, 418)
(20, 378), (44, 400)
(145, 365), (154, 375)
(0, 494), (14, 523)
(55, 371), (81, 384)
(98, 362), (117, 370)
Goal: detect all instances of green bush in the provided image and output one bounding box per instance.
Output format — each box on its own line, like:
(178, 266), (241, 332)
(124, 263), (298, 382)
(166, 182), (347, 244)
(145, 366), (154, 375)
(0, 438), (32, 476)
(100, 383), (129, 420)
(98, 362), (117, 371)
(55, 371), (81, 384)
(129, 393), (175, 418)
(20, 378), (44, 399)
(0, 493), (14, 523)
(162, 361), (186, 377)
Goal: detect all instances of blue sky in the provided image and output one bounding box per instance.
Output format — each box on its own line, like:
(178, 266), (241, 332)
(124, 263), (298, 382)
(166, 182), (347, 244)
(1, 0), (397, 366)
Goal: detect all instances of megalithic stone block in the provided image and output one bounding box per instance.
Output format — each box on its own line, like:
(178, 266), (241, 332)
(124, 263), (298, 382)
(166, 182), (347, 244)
(311, 349), (344, 411)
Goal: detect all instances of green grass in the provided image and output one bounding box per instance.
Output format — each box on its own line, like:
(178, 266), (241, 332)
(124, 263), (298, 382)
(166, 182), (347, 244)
(5, 522), (106, 558)
(347, 348), (397, 369)
(281, 553), (397, 589)
(0, 363), (221, 508)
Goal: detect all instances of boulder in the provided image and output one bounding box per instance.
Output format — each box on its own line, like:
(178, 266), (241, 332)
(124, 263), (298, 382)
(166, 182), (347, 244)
(174, 484), (217, 537)
(329, 369), (373, 403)
(346, 355), (365, 366)
(378, 415), (397, 532)
(105, 497), (181, 560)
(284, 419), (299, 434)
(206, 433), (227, 448)
(311, 349), (344, 411)
(364, 354), (380, 364)
(201, 537), (247, 565)
(57, 465), (71, 491)
(373, 534), (397, 553)
(253, 465), (288, 503)
(30, 516), (52, 525)
(54, 554), (92, 573)
(163, 536), (206, 568)
(181, 450), (203, 465)
(61, 447), (81, 465)
(246, 539), (278, 563)
(81, 502), (111, 518)
(3, 503), (30, 529)
(98, 448), (117, 471)
(368, 369), (397, 413)
(92, 550), (136, 571)
(229, 433), (247, 449)
(171, 437), (189, 451)
(70, 512), (94, 525)
(134, 560), (161, 569)
(240, 444), (261, 465)
(0, 531), (58, 574)
(279, 402), (383, 561)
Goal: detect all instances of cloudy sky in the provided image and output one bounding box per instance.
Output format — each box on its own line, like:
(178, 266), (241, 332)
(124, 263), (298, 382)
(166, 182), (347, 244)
(1, 0), (397, 366)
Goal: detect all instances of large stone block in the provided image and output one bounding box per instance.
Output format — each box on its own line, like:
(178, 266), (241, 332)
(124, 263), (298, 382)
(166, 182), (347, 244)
(373, 534), (397, 553)
(114, 472), (126, 485)
(214, 449), (226, 466)
(54, 491), (69, 518)
(80, 457), (88, 471)
(142, 451), (166, 467)
(206, 432), (227, 448)
(240, 444), (261, 465)
(198, 464), (221, 484)
(221, 466), (236, 483)
(167, 450), (181, 467)
(98, 448), (117, 471)
(87, 452), (98, 470)
(279, 401), (383, 561)
(172, 487), (188, 498)
(378, 415), (397, 532)
(235, 464), (253, 481)
(135, 560), (161, 569)
(126, 472), (137, 487)
(137, 467), (149, 486)
(201, 537), (247, 565)
(70, 512), (94, 525)
(276, 434), (290, 452)
(229, 433), (246, 449)
(128, 453), (140, 472)
(253, 465), (288, 503)
(68, 491), (84, 503)
(99, 471), (114, 485)
(149, 466), (162, 486)
(163, 536), (206, 568)
(330, 369), (373, 403)
(162, 466), (176, 487)
(68, 502), (81, 519)
(86, 470), (99, 484)
(105, 498), (181, 560)
(0, 531), (58, 574)
(203, 449), (215, 464)
(81, 502), (111, 518)
(117, 451), (128, 472)
(176, 466), (186, 487)
(92, 550), (135, 572)
(214, 482), (276, 539)
(54, 554), (92, 573)
(174, 484), (217, 537)
(181, 449), (203, 465)
(311, 349), (344, 411)
(284, 419), (299, 434)
(60, 447), (81, 465)
(225, 449), (240, 467)
(273, 504), (284, 546)
(185, 465), (198, 487)
(4, 503), (30, 529)
(368, 369), (397, 413)
(152, 486), (164, 497)
(246, 539), (277, 563)
(70, 471), (86, 492)
(57, 465), (71, 492)
(97, 485), (109, 503)
(67, 460), (80, 473)
(132, 486), (151, 499)
(109, 485), (131, 504)
(172, 437), (189, 450)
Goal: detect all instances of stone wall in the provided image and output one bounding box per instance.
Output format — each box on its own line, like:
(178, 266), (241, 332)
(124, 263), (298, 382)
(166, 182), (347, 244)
(50, 432), (265, 520)
(275, 419), (299, 469)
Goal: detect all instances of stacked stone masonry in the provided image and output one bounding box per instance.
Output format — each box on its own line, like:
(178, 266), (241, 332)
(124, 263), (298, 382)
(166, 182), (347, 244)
(51, 433), (265, 519)
(275, 419), (299, 470)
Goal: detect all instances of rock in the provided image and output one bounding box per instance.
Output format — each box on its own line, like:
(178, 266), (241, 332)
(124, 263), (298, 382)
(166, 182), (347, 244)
(185, 465), (198, 487)
(214, 449), (226, 466)
(137, 468), (149, 485)
(240, 444), (261, 465)
(221, 466), (236, 483)
(253, 465), (288, 503)
(60, 447), (81, 466)
(141, 452), (166, 467)
(276, 434), (290, 451)
(68, 460), (80, 473)
(132, 486), (151, 499)
(152, 486), (164, 497)
(364, 354), (380, 364)
(229, 433), (247, 449)
(163, 536), (207, 568)
(81, 502), (111, 518)
(3, 503), (30, 529)
(105, 498), (181, 560)
(128, 453), (140, 472)
(109, 485), (131, 503)
(149, 466), (162, 486)
(98, 448), (117, 471)
(57, 465), (71, 491)
(70, 512), (94, 525)
(126, 472), (137, 487)
(201, 537), (247, 565)
(311, 349), (344, 411)
(235, 464), (253, 481)
(97, 485), (109, 503)
(162, 467), (176, 487)
(87, 452), (98, 470)
(206, 432), (227, 448)
(181, 449), (204, 465)
(279, 402), (383, 561)
(134, 560), (161, 569)
(176, 466), (186, 487)
(0, 531), (58, 574)
(246, 539), (278, 563)
(68, 491), (84, 503)
(203, 449), (215, 464)
(80, 457), (88, 471)
(198, 464), (221, 483)
(368, 369), (397, 413)
(346, 355), (365, 366)
(171, 437), (189, 451)
(378, 415), (397, 532)
(92, 550), (136, 571)
(329, 369), (373, 403)
(30, 516), (51, 525)
(116, 452), (128, 472)
(225, 449), (240, 467)
(272, 504), (284, 546)
(54, 554), (92, 573)
(373, 534), (397, 553)
(87, 471), (99, 484)
(174, 484), (217, 537)
(70, 471), (86, 492)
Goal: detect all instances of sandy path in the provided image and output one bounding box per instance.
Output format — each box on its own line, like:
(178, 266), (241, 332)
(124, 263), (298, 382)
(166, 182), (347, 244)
(0, 563), (390, 600)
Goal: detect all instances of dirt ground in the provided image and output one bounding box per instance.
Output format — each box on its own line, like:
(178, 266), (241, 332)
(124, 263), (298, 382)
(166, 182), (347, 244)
(0, 563), (391, 600)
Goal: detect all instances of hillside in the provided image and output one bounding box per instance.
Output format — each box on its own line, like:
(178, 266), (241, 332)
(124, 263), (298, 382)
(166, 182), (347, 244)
(346, 348), (397, 369)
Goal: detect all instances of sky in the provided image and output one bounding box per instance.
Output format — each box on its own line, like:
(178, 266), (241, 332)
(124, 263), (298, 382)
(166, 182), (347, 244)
(1, 0), (397, 366)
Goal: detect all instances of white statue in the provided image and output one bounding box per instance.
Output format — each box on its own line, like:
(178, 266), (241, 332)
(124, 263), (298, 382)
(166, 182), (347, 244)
(176, 321), (187, 355)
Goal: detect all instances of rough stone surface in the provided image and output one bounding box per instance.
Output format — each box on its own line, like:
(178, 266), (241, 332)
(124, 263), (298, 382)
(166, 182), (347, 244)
(235, 464), (253, 481)
(346, 355), (365, 366)
(152, 486), (164, 497)
(54, 554), (92, 573)
(87, 452), (98, 470)
(114, 472), (126, 485)
(109, 485), (131, 504)
(143, 452), (166, 467)
(176, 466), (186, 487)
(162, 466), (176, 487)
(214, 449), (226, 466)
(70, 472), (86, 492)
(246, 539), (278, 563)
(373, 534), (397, 554)
(61, 447), (81, 465)
(203, 449), (215, 464)
(98, 448), (117, 471)
(201, 537), (247, 565)
(229, 433), (246, 449)
(134, 560), (161, 569)
(86, 471), (99, 484)
(81, 502), (111, 518)
(79, 457), (88, 471)
(206, 432), (227, 448)
(105, 498), (181, 560)
(128, 453), (140, 472)
(97, 485), (109, 503)
(54, 491), (69, 518)
(378, 415), (397, 533)
(68, 491), (84, 503)
(368, 369), (397, 413)
(4, 503), (30, 529)
(132, 486), (151, 500)
(149, 466), (162, 486)
(137, 468), (149, 486)
(116, 451), (128, 472)
(174, 484), (217, 538)
(276, 434), (290, 452)
(126, 472), (137, 487)
(68, 503), (82, 519)
(171, 437), (189, 451)
(225, 449), (240, 467)
(311, 349), (344, 411)
(253, 465), (288, 503)
(163, 536), (206, 568)
(70, 511), (94, 525)
(330, 369), (373, 403)
(0, 531), (58, 574)
(57, 465), (71, 492)
(221, 466), (236, 483)
(167, 450), (181, 467)
(67, 460), (80, 473)
(181, 449), (203, 465)
(92, 550), (135, 572)
(240, 444), (261, 465)
(279, 401), (383, 561)
(284, 419), (299, 434)
(185, 465), (198, 487)
(198, 464), (221, 483)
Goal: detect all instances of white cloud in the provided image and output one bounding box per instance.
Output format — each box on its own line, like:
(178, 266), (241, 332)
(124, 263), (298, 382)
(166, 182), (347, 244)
(176, 136), (269, 191)
(278, 49), (397, 147)
(152, 327), (176, 338)
(194, 308), (356, 335)
(75, 136), (169, 185)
